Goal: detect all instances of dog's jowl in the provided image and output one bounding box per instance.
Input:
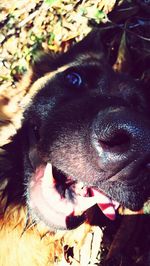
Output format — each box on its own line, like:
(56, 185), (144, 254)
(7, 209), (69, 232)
(0, 30), (150, 264)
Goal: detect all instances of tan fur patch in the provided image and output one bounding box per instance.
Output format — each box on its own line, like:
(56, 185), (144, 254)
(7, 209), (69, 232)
(0, 199), (102, 265)
(20, 65), (69, 109)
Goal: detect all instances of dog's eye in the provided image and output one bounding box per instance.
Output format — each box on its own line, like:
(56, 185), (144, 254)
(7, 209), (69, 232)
(65, 72), (82, 87)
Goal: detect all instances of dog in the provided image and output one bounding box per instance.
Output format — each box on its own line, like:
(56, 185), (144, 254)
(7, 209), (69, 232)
(0, 29), (150, 265)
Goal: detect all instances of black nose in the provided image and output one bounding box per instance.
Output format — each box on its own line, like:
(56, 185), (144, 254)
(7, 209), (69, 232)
(92, 107), (150, 170)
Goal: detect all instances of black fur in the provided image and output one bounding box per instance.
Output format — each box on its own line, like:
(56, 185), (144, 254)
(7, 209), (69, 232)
(1, 30), (150, 229)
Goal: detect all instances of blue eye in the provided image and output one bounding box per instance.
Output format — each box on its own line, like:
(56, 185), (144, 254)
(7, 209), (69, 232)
(65, 72), (82, 87)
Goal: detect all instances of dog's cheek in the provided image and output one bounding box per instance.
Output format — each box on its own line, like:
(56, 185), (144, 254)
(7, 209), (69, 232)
(38, 128), (103, 187)
(99, 178), (149, 211)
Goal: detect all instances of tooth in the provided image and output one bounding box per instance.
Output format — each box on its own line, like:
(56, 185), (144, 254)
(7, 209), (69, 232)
(102, 206), (115, 215)
(75, 182), (87, 196)
(112, 200), (120, 210)
(77, 182), (84, 189)
(41, 163), (62, 205)
(42, 163), (54, 186)
(91, 188), (112, 204)
(75, 196), (97, 213)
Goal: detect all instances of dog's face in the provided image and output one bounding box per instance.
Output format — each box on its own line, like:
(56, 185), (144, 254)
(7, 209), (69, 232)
(15, 30), (150, 230)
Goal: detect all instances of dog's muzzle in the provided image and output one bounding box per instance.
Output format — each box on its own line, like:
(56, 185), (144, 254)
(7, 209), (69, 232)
(92, 107), (150, 176)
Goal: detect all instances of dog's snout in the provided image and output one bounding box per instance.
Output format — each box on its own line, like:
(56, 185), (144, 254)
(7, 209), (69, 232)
(92, 107), (150, 170)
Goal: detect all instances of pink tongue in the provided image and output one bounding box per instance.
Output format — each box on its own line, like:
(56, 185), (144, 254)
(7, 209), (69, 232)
(30, 164), (119, 229)
(90, 188), (119, 220)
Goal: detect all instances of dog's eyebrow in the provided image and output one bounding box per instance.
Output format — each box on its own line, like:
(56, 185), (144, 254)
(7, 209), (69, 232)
(61, 51), (104, 69)
(74, 52), (104, 64)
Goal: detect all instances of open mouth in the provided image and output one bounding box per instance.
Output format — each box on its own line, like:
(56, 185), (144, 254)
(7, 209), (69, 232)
(29, 163), (119, 230)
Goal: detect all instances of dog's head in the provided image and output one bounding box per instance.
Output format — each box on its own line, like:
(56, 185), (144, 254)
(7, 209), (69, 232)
(6, 30), (150, 230)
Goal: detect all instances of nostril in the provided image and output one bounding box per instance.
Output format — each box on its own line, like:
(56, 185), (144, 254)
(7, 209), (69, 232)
(99, 130), (131, 151)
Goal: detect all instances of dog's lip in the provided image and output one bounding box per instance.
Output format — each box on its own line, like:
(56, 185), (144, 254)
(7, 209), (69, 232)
(29, 163), (119, 229)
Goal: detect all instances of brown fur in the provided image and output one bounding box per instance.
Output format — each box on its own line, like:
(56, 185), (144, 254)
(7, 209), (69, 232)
(0, 55), (99, 266)
(0, 181), (95, 265)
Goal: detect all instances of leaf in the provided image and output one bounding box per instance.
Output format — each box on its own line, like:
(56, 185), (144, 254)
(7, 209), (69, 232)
(45, 0), (59, 6)
(48, 32), (55, 45)
(113, 31), (131, 72)
(95, 9), (106, 22)
(143, 200), (150, 214)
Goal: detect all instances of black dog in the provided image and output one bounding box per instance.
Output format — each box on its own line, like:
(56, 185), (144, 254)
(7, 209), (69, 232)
(1, 30), (150, 231)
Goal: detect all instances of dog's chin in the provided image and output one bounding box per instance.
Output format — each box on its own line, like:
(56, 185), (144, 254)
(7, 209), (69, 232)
(28, 163), (120, 230)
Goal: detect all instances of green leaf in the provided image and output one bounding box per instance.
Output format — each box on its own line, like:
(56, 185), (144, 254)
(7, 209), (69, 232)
(95, 9), (106, 22)
(143, 201), (150, 214)
(79, 7), (87, 16)
(45, 0), (58, 6)
(48, 32), (55, 45)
